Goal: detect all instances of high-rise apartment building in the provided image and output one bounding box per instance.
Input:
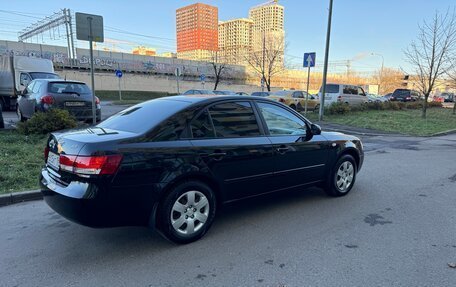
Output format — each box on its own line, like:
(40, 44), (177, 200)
(176, 3), (218, 61)
(218, 18), (253, 65)
(248, 0), (285, 62)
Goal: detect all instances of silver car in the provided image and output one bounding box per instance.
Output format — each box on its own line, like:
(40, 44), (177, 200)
(17, 79), (101, 122)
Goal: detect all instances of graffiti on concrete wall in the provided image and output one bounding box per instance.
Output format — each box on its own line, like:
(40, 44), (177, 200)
(0, 40), (245, 79)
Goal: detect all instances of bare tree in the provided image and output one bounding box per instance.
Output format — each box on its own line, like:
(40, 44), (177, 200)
(245, 32), (285, 91)
(404, 10), (456, 118)
(209, 51), (228, 91)
(373, 67), (406, 95)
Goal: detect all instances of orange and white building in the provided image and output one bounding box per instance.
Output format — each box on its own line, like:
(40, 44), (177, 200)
(176, 3), (218, 61)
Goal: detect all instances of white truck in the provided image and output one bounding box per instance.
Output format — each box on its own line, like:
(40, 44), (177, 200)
(0, 55), (60, 111)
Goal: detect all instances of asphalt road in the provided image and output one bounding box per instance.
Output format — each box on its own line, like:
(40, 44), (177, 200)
(1, 134), (455, 287)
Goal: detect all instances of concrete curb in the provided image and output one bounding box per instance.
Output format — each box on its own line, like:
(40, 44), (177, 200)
(0, 190), (42, 207)
(429, 128), (456, 137)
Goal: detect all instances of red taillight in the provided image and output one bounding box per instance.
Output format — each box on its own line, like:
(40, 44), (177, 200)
(44, 147), (49, 162)
(59, 154), (122, 175)
(279, 98), (285, 103)
(41, 95), (55, 105)
(95, 96), (100, 105)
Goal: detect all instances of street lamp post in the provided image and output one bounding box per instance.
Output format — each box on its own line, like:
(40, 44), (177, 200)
(371, 52), (384, 94)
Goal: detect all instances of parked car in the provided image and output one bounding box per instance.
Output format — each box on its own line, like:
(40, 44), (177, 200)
(432, 95), (444, 103)
(213, 90), (237, 95)
(183, 89), (215, 95)
(366, 93), (387, 103)
(318, 84), (368, 106)
(440, 93), (454, 103)
(268, 90), (319, 112)
(17, 79), (101, 122)
(40, 95), (364, 244)
(383, 93), (393, 101)
(251, 91), (270, 97)
(236, 92), (250, 96)
(390, 89), (421, 102)
(0, 55), (60, 111)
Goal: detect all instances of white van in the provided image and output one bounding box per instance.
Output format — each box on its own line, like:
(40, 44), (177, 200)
(318, 84), (368, 106)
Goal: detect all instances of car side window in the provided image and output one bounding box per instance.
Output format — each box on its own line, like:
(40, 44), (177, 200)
(257, 102), (307, 136)
(25, 81), (35, 94)
(190, 109), (215, 138)
(32, 81), (42, 93)
(208, 101), (261, 138)
(20, 73), (32, 86)
(292, 91), (304, 98)
(358, 87), (365, 96)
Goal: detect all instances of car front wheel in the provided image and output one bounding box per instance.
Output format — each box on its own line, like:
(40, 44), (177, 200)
(325, 154), (357, 197)
(157, 181), (216, 244)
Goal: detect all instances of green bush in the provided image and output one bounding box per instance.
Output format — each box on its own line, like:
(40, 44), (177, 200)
(428, 101), (443, 108)
(404, 101), (423, 109)
(17, 109), (78, 135)
(326, 102), (351, 115)
(367, 101), (386, 110)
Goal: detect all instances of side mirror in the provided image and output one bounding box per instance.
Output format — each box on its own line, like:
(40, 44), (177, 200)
(310, 123), (321, 135)
(21, 89), (28, 96)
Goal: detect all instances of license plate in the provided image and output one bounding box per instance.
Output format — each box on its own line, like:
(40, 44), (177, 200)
(325, 96), (332, 100)
(47, 152), (60, 170)
(65, 101), (85, 107)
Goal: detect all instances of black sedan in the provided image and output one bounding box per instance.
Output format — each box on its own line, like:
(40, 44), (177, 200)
(17, 79), (101, 122)
(40, 95), (364, 243)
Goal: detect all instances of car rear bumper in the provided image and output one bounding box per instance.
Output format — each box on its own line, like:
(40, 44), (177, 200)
(40, 167), (158, 228)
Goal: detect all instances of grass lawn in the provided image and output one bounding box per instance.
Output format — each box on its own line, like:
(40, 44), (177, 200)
(305, 108), (456, 136)
(0, 130), (47, 194)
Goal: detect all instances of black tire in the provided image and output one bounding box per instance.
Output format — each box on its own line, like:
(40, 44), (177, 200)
(324, 154), (357, 197)
(157, 181), (216, 244)
(17, 105), (26, 122)
(290, 104), (297, 110)
(314, 104), (320, 113)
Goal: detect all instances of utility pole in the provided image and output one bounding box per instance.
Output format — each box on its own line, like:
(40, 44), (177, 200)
(262, 30), (266, 92)
(319, 0), (334, 121)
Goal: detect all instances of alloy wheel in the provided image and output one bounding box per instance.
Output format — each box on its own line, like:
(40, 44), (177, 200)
(170, 190), (209, 236)
(336, 161), (354, 192)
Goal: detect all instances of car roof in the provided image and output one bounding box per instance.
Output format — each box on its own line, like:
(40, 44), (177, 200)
(35, 79), (86, 84)
(164, 94), (268, 104)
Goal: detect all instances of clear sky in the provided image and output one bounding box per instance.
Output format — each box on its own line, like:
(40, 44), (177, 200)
(0, 0), (455, 74)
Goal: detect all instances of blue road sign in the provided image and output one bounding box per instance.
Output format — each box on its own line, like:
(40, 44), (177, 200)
(200, 74), (206, 82)
(115, 69), (123, 78)
(303, 52), (316, 68)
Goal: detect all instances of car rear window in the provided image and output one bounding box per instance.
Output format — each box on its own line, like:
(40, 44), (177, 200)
(97, 99), (191, 134)
(48, 82), (91, 94)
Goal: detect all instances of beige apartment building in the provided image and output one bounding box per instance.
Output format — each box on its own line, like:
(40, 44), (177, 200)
(218, 18), (253, 65)
(249, 0), (285, 64)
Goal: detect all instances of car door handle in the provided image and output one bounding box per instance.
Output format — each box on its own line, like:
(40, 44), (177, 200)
(276, 146), (290, 154)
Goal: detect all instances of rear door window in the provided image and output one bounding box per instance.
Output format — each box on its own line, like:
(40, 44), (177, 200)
(208, 101), (261, 138)
(190, 109), (215, 138)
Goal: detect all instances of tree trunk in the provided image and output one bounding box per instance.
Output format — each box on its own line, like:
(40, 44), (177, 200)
(453, 101), (455, 115)
(214, 77), (220, 91)
(422, 94), (429, 119)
